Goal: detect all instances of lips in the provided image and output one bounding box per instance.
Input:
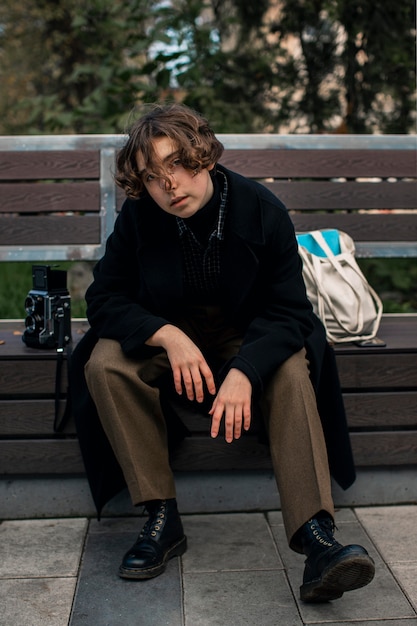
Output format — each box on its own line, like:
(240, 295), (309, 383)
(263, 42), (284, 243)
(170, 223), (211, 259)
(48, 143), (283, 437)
(170, 195), (187, 206)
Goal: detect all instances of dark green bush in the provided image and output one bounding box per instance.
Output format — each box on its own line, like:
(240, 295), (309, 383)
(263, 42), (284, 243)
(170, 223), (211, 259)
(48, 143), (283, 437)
(358, 258), (417, 313)
(0, 258), (415, 320)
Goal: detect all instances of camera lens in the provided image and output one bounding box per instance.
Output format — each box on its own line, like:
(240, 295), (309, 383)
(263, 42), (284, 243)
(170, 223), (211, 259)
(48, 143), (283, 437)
(24, 314), (43, 333)
(24, 315), (36, 333)
(25, 296), (36, 315)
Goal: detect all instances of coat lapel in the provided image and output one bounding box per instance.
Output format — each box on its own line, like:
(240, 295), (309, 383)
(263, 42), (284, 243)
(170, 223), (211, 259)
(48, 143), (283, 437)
(218, 166), (265, 314)
(136, 207), (184, 312)
(220, 232), (259, 313)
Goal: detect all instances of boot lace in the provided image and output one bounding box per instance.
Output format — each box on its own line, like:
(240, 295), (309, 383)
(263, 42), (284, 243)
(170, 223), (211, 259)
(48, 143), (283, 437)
(307, 517), (336, 548)
(139, 500), (167, 540)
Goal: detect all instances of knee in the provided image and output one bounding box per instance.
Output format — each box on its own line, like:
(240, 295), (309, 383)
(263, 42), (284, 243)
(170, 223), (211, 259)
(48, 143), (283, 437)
(262, 349), (318, 423)
(85, 338), (123, 379)
(276, 348), (311, 385)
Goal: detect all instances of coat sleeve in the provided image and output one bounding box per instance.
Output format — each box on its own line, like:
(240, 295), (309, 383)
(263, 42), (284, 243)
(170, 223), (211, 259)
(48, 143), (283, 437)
(225, 194), (315, 394)
(85, 200), (169, 357)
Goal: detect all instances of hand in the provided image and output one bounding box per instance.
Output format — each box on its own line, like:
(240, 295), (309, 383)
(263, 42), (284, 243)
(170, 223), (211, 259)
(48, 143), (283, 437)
(146, 324), (216, 402)
(209, 368), (252, 443)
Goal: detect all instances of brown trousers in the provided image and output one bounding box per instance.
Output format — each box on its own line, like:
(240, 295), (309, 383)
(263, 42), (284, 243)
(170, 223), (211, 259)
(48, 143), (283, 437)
(85, 306), (334, 549)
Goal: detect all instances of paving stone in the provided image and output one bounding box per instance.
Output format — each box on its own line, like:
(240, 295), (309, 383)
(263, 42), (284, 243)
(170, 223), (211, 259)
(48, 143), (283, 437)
(183, 570), (303, 626)
(182, 512), (283, 573)
(355, 505), (417, 564)
(70, 518), (183, 626)
(391, 563), (417, 612)
(0, 577), (77, 626)
(0, 518), (88, 578)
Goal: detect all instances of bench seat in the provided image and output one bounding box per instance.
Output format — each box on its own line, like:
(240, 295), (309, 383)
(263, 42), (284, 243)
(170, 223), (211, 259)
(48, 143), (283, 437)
(1, 314), (416, 476)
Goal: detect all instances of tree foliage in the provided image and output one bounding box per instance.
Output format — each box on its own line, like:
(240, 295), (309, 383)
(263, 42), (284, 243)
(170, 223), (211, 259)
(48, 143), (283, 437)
(265, 0), (416, 132)
(0, 0), (415, 134)
(337, 0), (416, 132)
(0, 0), (170, 133)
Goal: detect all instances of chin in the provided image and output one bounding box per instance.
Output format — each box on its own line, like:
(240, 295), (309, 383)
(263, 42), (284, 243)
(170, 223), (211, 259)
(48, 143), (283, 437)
(176, 207), (200, 218)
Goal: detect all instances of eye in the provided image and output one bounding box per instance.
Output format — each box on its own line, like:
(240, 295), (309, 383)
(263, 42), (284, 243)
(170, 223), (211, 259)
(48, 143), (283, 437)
(168, 158), (182, 172)
(145, 172), (156, 183)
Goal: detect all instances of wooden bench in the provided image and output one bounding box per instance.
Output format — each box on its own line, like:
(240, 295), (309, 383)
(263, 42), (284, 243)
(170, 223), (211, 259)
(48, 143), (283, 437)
(1, 134), (416, 487)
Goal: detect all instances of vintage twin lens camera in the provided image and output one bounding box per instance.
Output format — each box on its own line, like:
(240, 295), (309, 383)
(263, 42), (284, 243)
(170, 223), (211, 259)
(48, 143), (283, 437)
(23, 265), (71, 349)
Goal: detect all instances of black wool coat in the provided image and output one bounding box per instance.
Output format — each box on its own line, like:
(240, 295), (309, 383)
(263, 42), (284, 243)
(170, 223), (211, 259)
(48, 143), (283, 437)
(71, 165), (355, 516)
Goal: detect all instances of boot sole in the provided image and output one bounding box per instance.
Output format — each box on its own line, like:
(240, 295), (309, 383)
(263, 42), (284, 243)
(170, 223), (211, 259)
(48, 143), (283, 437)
(118, 535), (187, 580)
(300, 551), (375, 603)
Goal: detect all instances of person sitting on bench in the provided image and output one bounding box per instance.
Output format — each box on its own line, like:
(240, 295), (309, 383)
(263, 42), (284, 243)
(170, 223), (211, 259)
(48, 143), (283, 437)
(79, 103), (375, 603)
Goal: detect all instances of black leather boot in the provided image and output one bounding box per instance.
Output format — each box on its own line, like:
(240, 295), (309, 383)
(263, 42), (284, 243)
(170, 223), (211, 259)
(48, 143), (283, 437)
(299, 516), (375, 602)
(119, 498), (187, 579)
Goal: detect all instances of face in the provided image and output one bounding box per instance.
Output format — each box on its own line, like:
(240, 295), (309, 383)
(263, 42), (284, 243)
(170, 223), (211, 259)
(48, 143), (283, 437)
(136, 136), (215, 218)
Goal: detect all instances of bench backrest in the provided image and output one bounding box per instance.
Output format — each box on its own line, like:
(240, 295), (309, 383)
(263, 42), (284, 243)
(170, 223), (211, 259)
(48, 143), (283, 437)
(0, 134), (415, 261)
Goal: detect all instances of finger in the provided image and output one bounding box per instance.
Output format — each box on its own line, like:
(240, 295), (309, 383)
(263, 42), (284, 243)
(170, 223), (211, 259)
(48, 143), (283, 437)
(173, 367), (183, 396)
(209, 401), (223, 438)
(224, 406), (236, 444)
(194, 358), (216, 396)
(243, 405), (251, 431)
(181, 368), (195, 401)
(190, 367), (204, 403)
(201, 366), (216, 396)
(233, 409), (243, 440)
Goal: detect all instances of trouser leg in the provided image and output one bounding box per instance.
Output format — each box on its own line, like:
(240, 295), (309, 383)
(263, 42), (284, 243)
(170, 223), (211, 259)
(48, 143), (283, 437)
(261, 348), (335, 552)
(181, 307), (334, 551)
(85, 338), (176, 505)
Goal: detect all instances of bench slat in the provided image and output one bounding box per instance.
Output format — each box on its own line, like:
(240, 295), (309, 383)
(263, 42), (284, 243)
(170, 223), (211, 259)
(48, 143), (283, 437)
(1, 431), (416, 474)
(0, 400), (66, 435)
(0, 151), (100, 180)
(0, 215), (100, 245)
(2, 390), (417, 436)
(0, 359), (68, 395)
(174, 391), (417, 432)
(350, 432), (417, 466)
(1, 315), (416, 354)
(169, 433), (417, 469)
(343, 391), (417, 428)
(1, 349), (415, 394)
(0, 440), (84, 474)
(4, 213), (413, 246)
(337, 353), (417, 389)
(291, 213), (417, 242)
(0, 182), (100, 214)
(220, 149), (417, 178)
(334, 315), (417, 352)
(0, 321), (88, 356)
(266, 181), (417, 210)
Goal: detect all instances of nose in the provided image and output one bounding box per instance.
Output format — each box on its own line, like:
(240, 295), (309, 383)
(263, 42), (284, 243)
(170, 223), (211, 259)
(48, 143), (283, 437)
(159, 172), (177, 191)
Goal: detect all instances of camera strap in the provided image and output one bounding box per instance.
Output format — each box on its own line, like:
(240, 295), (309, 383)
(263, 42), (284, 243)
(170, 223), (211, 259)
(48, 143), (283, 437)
(53, 307), (72, 433)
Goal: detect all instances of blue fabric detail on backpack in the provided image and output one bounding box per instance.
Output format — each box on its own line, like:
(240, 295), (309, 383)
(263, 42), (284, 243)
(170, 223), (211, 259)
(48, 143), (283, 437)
(296, 230), (341, 257)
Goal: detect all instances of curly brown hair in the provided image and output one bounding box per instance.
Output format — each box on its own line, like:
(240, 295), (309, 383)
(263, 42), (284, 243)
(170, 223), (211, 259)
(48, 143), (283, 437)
(115, 103), (224, 198)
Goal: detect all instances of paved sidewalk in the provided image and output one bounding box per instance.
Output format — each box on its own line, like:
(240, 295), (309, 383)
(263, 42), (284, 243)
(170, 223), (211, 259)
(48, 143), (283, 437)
(1, 505), (417, 626)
